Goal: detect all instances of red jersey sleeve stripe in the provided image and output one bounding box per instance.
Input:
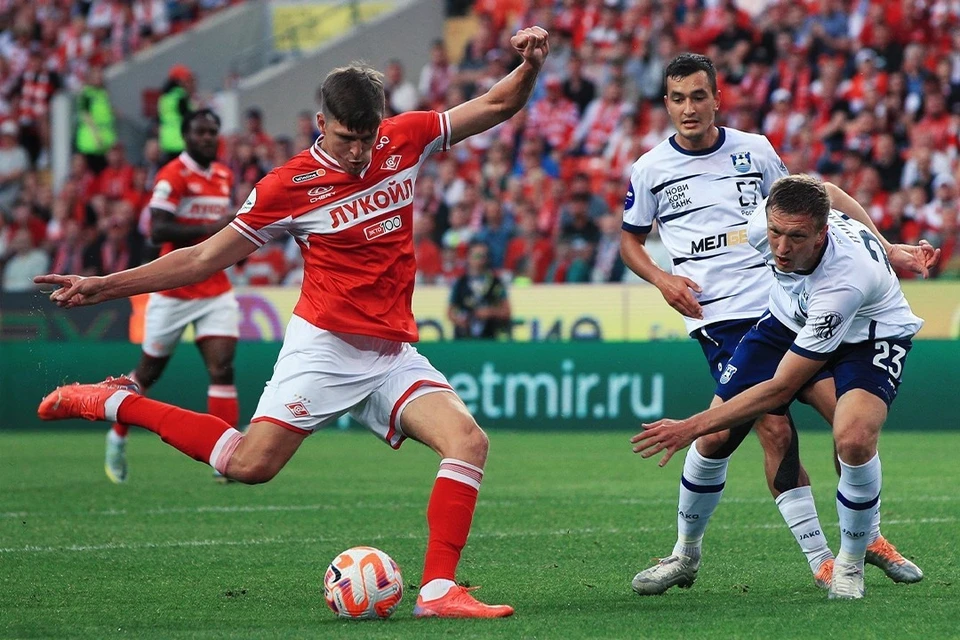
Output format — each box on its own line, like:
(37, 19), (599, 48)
(440, 111), (452, 150)
(229, 219), (267, 247)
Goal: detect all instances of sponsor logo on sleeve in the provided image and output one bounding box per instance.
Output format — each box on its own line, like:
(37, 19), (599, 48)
(813, 312), (843, 339)
(731, 151), (752, 173)
(292, 169), (326, 184)
(624, 183), (635, 210)
(238, 188), (256, 214)
(153, 179), (173, 200)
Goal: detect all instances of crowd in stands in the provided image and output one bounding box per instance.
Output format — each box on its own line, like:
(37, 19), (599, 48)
(3, 0), (960, 294)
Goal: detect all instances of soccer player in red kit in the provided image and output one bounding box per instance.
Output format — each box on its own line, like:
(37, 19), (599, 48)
(36, 27), (550, 618)
(104, 109), (239, 484)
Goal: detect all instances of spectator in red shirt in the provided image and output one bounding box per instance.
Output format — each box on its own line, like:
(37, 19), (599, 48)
(97, 143), (134, 201)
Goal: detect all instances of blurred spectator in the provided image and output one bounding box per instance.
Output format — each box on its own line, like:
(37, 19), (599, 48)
(0, 121), (29, 215)
(504, 201), (553, 283)
(157, 64), (196, 162)
(1, 228), (49, 292)
(97, 143), (134, 201)
(448, 241), (511, 340)
(237, 237), (288, 285)
(419, 40), (454, 111)
(74, 65), (116, 173)
(14, 46), (61, 166)
(242, 107), (273, 148)
(591, 213), (626, 283)
(527, 74), (579, 153)
(87, 205), (143, 275)
(414, 214), (443, 284)
(561, 53), (596, 115)
(384, 59), (420, 116)
(473, 199), (514, 269)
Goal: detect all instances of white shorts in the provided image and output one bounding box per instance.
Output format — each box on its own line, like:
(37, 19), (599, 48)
(252, 315), (453, 448)
(142, 291), (240, 358)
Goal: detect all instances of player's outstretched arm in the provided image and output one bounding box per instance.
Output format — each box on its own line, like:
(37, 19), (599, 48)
(823, 181), (941, 277)
(446, 26), (549, 146)
(631, 351), (824, 466)
(620, 230), (703, 319)
(35, 226), (257, 308)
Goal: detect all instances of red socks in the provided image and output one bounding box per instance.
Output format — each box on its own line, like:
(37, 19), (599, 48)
(421, 459), (484, 584)
(116, 395), (238, 466)
(207, 384), (239, 428)
(112, 384), (238, 438)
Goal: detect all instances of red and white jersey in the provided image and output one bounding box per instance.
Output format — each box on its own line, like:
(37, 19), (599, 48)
(231, 111), (452, 342)
(150, 152), (234, 299)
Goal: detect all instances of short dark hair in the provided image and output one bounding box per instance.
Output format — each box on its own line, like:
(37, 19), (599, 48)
(766, 175), (830, 230)
(664, 53), (718, 93)
(319, 64), (385, 133)
(181, 108), (221, 137)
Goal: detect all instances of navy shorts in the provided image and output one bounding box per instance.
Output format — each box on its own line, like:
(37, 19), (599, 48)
(694, 318), (761, 384)
(827, 338), (912, 408)
(716, 314), (910, 410)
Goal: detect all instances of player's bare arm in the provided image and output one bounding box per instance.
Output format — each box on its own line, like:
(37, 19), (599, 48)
(446, 26), (549, 146)
(150, 208), (234, 248)
(620, 230), (703, 319)
(631, 351), (825, 466)
(823, 181), (940, 277)
(35, 226), (257, 308)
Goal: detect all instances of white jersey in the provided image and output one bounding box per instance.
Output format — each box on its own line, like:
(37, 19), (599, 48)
(746, 203), (924, 357)
(623, 127), (789, 333)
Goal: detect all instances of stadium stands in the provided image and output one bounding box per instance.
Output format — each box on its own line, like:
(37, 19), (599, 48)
(2, 0), (959, 290)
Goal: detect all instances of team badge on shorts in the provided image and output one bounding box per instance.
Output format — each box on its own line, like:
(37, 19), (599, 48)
(719, 363), (738, 384)
(731, 151), (752, 173)
(285, 401), (310, 418)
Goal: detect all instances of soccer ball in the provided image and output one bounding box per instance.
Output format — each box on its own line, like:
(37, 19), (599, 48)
(323, 546), (404, 619)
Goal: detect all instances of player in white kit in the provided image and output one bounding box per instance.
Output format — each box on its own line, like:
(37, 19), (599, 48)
(623, 54), (931, 595)
(633, 174), (931, 599)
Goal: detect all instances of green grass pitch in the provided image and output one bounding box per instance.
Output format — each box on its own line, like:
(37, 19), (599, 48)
(1, 429), (958, 639)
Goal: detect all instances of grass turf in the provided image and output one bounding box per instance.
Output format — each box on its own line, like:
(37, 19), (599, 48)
(1, 429), (957, 639)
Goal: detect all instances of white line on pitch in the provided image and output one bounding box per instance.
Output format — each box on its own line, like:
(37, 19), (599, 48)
(2, 493), (958, 520)
(0, 517), (955, 555)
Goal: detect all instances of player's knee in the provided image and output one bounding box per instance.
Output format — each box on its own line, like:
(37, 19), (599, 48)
(695, 430), (730, 457)
(462, 423), (489, 465)
(227, 456), (280, 485)
(206, 362), (234, 385)
(834, 429), (875, 466)
(756, 416), (792, 456)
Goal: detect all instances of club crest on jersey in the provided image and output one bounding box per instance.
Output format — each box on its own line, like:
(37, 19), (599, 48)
(364, 215), (402, 240)
(813, 312), (844, 339)
(798, 290), (810, 317)
(719, 363), (738, 384)
(731, 151), (752, 173)
(308, 185), (336, 203)
(292, 169), (326, 184)
(381, 154), (402, 171)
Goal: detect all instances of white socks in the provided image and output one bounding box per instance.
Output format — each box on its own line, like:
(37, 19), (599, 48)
(103, 390), (133, 423)
(836, 454), (882, 566)
(672, 446), (729, 560)
(776, 486), (834, 572)
(419, 579), (456, 601)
